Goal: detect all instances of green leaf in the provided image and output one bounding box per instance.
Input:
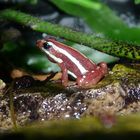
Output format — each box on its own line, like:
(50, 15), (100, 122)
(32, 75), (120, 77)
(72, 43), (119, 63)
(135, 0), (140, 4)
(25, 53), (59, 72)
(52, 0), (140, 44)
(26, 0), (38, 5)
(1, 41), (18, 52)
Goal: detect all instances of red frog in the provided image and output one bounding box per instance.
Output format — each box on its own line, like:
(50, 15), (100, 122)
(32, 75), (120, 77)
(36, 38), (108, 88)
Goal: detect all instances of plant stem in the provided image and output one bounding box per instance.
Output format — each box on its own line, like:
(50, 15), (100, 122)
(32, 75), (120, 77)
(0, 9), (140, 60)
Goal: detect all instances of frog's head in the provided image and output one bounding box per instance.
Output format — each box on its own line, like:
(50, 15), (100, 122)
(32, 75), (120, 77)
(36, 39), (63, 63)
(36, 39), (52, 50)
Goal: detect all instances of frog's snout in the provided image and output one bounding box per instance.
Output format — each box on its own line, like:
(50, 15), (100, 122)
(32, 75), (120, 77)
(36, 39), (46, 48)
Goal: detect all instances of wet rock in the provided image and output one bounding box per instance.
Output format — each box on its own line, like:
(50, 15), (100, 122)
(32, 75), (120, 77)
(13, 76), (35, 90)
(0, 99), (11, 130)
(0, 79), (6, 90)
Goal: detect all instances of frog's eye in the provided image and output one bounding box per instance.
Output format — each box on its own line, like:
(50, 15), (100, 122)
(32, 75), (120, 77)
(43, 42), (52, 49)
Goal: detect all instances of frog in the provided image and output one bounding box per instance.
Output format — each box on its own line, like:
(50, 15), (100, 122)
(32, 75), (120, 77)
(36, 38), (108, 88)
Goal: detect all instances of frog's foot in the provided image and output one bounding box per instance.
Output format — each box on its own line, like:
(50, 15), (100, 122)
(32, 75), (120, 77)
(98, 62), (108, 75)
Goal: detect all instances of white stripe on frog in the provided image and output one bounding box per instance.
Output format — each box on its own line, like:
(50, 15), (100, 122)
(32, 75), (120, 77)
(42, 47), (63, 63)
(48, 42), (88, 74)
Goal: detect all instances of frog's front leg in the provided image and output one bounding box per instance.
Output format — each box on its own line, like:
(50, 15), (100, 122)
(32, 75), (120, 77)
(58, 63), (68, 87)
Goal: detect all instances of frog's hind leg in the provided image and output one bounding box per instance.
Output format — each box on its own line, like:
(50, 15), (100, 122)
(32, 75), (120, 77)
(76, 70), (104, 88)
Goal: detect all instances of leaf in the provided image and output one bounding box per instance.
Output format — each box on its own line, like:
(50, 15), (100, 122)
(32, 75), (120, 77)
(72, 43), (119, 63)
(135, 0), (140, 4)
(25, 53), (60, 72)
(51, 0), (140, 45)
(26, 0), (38, 4)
